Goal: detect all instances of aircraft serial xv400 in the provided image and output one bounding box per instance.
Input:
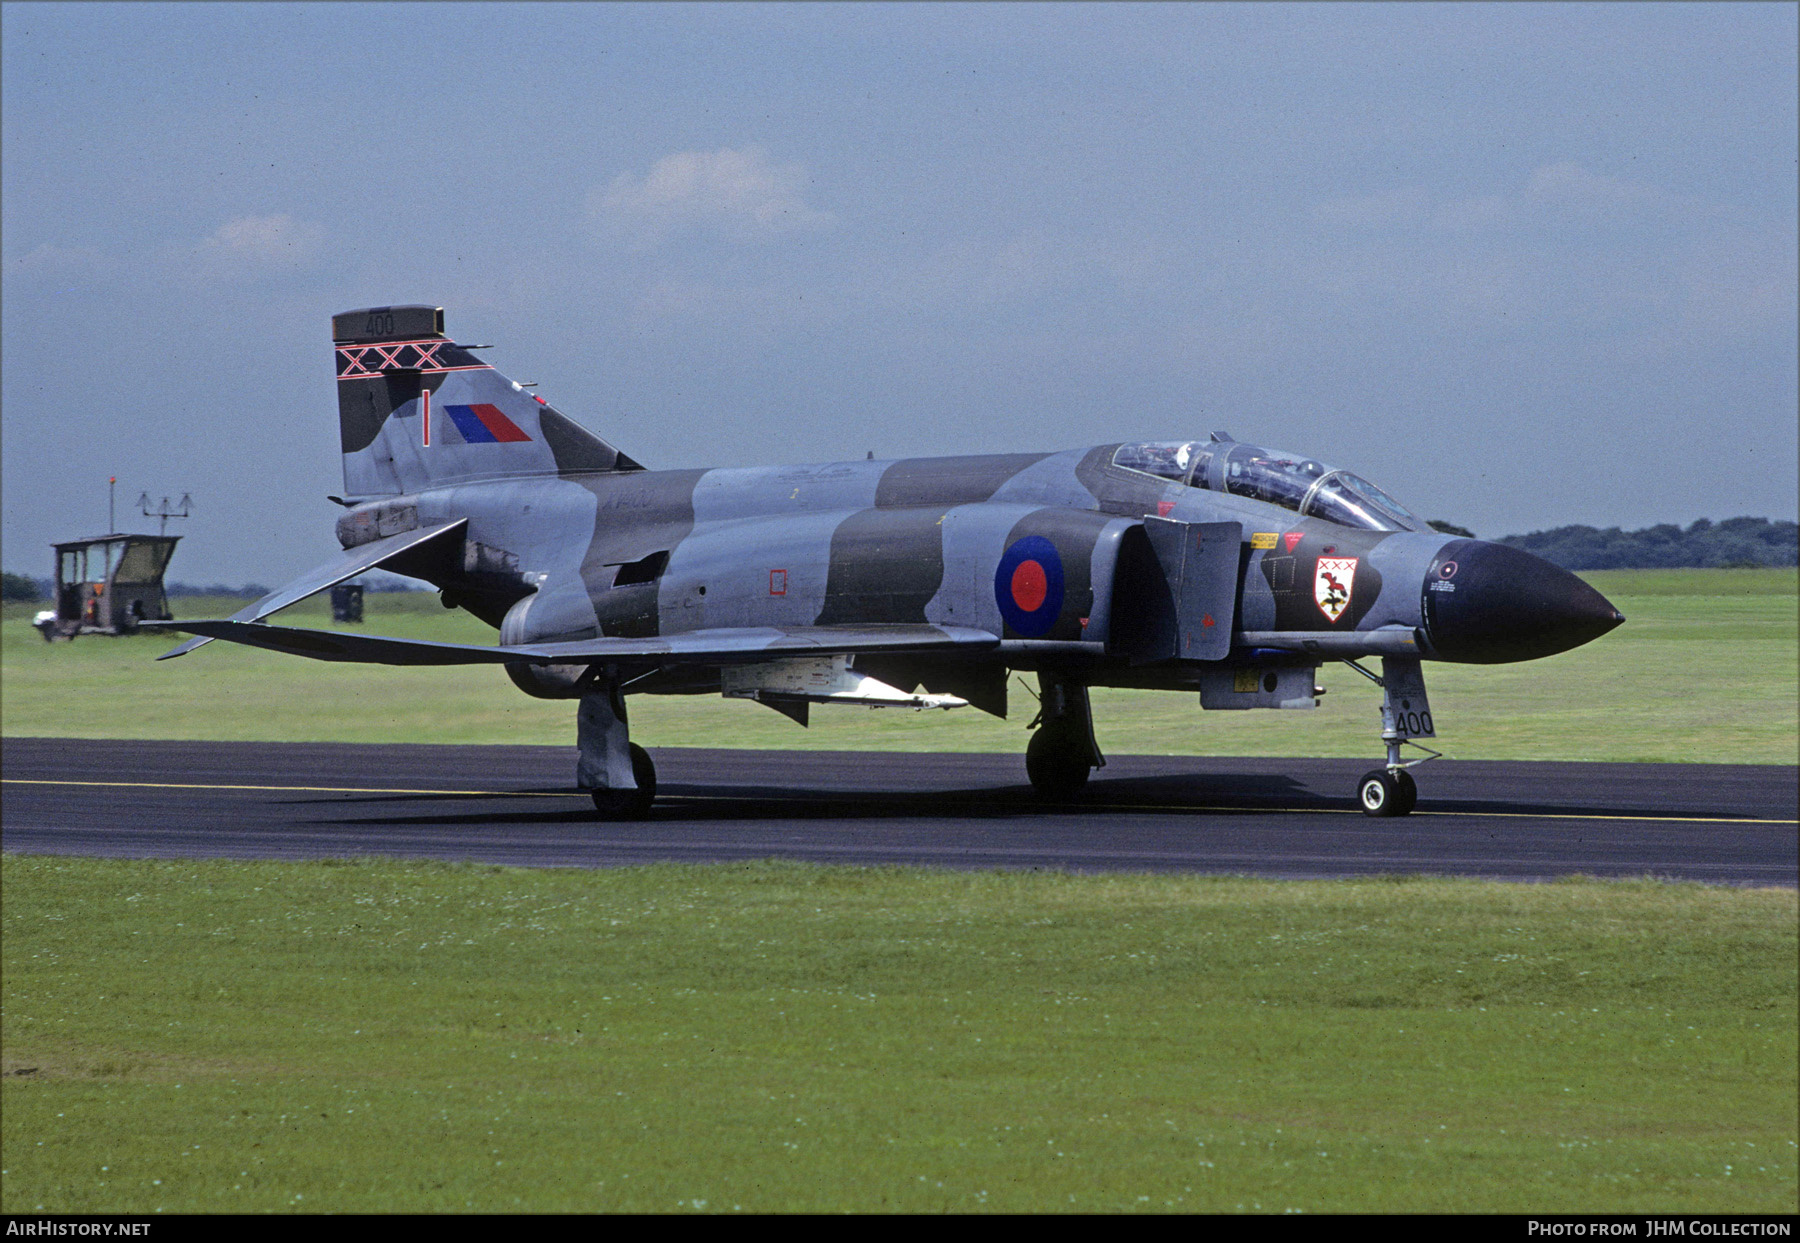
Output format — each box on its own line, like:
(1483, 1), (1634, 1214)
(150, 306), (1625, 819)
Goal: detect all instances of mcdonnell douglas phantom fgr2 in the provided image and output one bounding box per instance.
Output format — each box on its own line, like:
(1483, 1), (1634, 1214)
(150, 306), (1625, 819)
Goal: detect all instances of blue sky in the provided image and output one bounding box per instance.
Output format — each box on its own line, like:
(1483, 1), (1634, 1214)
(4, 1), (1795, 583)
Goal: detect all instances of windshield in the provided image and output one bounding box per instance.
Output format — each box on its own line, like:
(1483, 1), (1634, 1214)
(1304, 471), (1422, 531)
(1113, 439), (1421, 532)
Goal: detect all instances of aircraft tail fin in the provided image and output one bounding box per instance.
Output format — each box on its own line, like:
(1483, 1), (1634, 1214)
(333, 305), (642, 499)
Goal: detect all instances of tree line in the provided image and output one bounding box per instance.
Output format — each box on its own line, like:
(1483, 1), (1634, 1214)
(1492, 517), (1797, 571)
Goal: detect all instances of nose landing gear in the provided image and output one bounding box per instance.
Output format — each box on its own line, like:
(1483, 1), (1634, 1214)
(1343, 655), (1441, 818)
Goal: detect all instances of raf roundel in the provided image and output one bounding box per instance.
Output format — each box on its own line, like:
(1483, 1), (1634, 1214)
(995, 535), (1065, 637)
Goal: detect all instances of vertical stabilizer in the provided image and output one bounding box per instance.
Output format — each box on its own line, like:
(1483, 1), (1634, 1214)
(333, 305), (641, 498)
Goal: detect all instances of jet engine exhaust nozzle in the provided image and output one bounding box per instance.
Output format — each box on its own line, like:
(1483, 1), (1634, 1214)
(1422, 540), (1624, 664)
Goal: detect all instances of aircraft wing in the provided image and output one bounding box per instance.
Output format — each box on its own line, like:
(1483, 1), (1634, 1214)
(142, 619), (1000, 668)
(155, 520), (468, 659)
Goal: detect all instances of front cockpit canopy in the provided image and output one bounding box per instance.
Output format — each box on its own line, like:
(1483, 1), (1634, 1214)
(1113, 437), (1423, 532)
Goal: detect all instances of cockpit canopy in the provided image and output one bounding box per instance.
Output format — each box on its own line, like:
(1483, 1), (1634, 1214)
(1113, 436), (1423, 532)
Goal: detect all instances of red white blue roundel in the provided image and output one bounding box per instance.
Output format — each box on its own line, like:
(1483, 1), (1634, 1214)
(995, 535), (1065, 637)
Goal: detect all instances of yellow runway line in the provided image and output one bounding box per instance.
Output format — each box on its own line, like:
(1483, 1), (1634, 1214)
(6, 777), (1794, 826)
(3, 777), (571, 798)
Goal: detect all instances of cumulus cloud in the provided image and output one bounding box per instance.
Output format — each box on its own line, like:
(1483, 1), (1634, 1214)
(173, 213), (325, 283)
(1524, 159), (1663, 218)
(206, 213), (323, 260)
(589, 146), (834, 248)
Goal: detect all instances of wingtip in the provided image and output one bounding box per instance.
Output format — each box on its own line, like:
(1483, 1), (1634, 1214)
(155, 634), (212, 660)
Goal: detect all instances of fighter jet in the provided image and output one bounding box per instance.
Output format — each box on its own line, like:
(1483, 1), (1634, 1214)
(148, 305), (1625, 819)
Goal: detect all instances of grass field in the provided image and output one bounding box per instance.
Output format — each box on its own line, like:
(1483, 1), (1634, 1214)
(5, 568), (1793, 1214)
(3, 567), (1795, 763)
(2, 857), (1793, 1214)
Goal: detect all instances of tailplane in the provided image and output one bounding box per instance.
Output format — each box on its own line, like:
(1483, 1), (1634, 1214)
(333, 305), (641, 498)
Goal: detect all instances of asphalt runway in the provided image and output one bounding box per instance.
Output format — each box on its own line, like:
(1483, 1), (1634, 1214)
(2, 737), (1794, 885)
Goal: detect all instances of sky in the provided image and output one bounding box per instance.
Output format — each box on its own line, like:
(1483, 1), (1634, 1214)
(4, 1), (1795, 585)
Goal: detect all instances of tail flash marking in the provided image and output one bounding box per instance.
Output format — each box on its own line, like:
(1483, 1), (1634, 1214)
(443, 403), (532, 444)
(336, 339), (466, 379)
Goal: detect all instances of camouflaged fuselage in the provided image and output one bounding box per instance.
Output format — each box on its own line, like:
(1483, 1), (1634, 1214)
(340, 446), (1459, 685)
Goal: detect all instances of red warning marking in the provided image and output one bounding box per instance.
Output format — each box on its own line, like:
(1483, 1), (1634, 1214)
(1157, 500), (1176, 518)
(769, 568), (787, 596)
(1202, 613), (1215, 628)
(1010, 560), (1048, 612)
(1284, 531), (1303, 552)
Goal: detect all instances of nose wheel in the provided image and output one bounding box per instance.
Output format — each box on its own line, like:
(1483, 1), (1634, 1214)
(1357, 767), (1417, 817)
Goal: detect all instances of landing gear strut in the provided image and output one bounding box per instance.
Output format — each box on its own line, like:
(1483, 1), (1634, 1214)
(1025, 672), (1104, 800)
(1344, 655), (1440, 818)
(578, 677), (656, 820)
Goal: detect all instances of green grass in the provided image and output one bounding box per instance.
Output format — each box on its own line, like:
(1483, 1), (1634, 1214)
(2, 857), (1793, 1214)
(4, 568), (1795, 763)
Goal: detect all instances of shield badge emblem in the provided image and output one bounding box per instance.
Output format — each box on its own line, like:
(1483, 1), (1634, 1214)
(1314, 556), (1357, 623)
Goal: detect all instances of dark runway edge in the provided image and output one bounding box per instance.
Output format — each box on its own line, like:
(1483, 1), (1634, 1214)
(3, 738), (1795, 885)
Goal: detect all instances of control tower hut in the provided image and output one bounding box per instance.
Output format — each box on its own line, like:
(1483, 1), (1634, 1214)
(36, 534), (180, 639)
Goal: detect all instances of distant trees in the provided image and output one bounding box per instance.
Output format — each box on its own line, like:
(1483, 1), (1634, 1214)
(164, 582), (273, 598)
(2, 572), (41, 603)
(1498, 518), (1798, 570)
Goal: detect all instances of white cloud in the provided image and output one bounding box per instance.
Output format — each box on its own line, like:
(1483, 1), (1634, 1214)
(1524, 160), (1662, 219)
(206, 214), (323, 261)
(589, 146), (834, 248)
(175, 214), (325, 283)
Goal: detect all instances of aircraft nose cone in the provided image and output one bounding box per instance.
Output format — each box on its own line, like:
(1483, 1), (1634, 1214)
(1423, 540), (1624, 664)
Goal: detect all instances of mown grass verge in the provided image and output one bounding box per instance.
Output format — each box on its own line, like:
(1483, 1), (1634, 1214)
(4, 568), (1794, 763)
(2, 856), (1794, 1214)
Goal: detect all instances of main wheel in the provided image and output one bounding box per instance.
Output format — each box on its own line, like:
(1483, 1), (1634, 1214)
(1357, 768), (1416, 817)
(591, 744), (657, 820)
(1026, 729), (1091, 801)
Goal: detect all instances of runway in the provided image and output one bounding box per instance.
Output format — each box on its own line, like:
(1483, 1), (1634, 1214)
(3, 738), (1795, 885)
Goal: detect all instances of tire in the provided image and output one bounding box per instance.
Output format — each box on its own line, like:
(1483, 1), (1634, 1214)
(1026, 729), (1090, 801)
(591, 744), (657, 820)
(1358, 768), (1416, 818)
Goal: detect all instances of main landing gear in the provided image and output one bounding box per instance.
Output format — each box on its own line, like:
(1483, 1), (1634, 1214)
(1025, 672), (1104, 800)
(578, 678), (656, 820)
(1344, 655), (1440, 818)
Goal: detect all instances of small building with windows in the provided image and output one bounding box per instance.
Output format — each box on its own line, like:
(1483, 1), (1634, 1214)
(34, 533), (180, 640)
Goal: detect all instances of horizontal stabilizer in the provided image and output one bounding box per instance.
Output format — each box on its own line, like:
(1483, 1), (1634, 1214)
(155, 520), (467, 660)
(142, 619), (999, 669)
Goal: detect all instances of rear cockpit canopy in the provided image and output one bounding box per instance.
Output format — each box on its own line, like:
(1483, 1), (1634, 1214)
(1113, 436), (1422, 532)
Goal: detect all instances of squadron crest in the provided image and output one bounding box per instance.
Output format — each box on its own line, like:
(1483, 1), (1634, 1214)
(1315, 556), (1358, 623)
